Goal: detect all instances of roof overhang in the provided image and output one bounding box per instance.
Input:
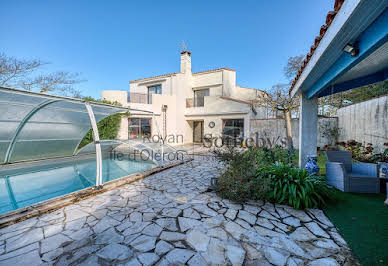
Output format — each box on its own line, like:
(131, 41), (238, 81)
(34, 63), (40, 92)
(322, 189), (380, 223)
(290, 0), (388, 99)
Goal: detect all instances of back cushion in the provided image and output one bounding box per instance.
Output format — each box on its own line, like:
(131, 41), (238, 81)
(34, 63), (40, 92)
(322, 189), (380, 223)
(325, 151), (352, 172)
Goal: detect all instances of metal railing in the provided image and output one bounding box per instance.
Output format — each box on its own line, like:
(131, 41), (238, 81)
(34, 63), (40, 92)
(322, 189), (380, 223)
(129, 93), (149, 104)
(186, 97), (205, 108)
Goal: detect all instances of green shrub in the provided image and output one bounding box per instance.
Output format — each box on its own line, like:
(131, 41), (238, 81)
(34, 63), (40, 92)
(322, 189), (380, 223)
(264, 163), (333, 209)
(215, 147), (271, 203)
(78, 113), (124, 149)
(78, 97), (128, 149)
(214, 145), (294, 166)
(215, 147), (335, 209)
(336, 140), (388, 163)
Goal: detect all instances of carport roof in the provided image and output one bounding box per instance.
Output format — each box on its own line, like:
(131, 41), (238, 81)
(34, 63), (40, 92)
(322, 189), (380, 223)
(290, 0), (388, 99)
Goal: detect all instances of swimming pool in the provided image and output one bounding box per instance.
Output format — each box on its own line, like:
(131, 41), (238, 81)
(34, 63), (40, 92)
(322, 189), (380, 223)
(0, 157), (155, 214)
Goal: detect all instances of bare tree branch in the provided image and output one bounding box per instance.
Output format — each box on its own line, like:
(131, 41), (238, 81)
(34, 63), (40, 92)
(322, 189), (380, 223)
(0, 53), (84, 97)
(0, 53), (45, 86)
(283, 55), (304, 81)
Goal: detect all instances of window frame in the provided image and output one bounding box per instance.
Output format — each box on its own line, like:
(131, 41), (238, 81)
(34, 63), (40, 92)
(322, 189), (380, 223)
(193, 88), (209, 107)
(147, 84), (162, 104)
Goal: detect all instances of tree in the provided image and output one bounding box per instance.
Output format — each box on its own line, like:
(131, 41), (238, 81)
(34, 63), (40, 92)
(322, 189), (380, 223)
(254, 55), (304, 150)
(254, 84), (299, 150)
(319, 80), (388, 115)
(284, 55), (304, 80)
(0, 53), (83, 97)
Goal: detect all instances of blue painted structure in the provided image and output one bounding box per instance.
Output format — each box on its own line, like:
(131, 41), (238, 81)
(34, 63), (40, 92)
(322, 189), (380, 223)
(307, 7), (388, 99)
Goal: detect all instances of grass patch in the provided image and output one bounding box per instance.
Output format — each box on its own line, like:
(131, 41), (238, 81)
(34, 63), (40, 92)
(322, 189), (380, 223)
(324, 191), (388, 265)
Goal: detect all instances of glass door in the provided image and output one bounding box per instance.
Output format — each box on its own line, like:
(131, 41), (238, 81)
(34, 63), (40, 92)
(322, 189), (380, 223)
(193, 121), (203, 143)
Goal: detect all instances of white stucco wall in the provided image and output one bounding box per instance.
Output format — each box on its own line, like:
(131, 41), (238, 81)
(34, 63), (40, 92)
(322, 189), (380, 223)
(103, 51), (271, 144)
(337, 95), (388, 152)
(101, 90), (128, 106)
(250, 117), (338, 148)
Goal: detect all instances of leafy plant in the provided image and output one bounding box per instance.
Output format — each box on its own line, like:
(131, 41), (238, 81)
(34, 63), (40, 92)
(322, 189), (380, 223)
(215, 147), (335, 209)
(78, 97), (128, 149)
(265, 163), (333, 209)
(215, 147), (271, 203)
(336, 140), (388, 163)
(214, 145), (294, 166)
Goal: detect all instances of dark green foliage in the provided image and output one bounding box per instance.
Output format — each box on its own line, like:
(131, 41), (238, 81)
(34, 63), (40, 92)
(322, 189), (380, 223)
(264, 163), (333, 209)
(215, 147), (335, 209)
(336, 140), (388, 163)
(78, 113), (123, 149)
(215, 147), (271, 203)
(322, 80), (388, 109)
(78, 97), (128, 149)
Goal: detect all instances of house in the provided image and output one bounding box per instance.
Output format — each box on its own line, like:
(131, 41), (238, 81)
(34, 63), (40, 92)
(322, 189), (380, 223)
(102, 51), (268, 145)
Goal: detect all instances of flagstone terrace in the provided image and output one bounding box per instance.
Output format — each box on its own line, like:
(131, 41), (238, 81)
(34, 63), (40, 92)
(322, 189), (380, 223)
(0, 157), (357, 266)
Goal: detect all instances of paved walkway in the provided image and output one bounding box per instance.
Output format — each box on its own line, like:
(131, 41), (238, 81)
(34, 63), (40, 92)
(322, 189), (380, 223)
(0, 157), (356, 266)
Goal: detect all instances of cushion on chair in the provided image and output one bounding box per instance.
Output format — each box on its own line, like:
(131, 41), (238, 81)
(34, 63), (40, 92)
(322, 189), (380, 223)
(348, 172), (377, 179)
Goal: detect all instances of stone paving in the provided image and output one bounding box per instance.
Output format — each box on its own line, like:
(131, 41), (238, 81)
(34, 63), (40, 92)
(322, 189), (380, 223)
(0, 156), (357, 266)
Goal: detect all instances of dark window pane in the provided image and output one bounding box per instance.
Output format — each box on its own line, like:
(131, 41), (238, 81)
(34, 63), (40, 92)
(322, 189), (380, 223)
(222, 119), (244, 138)
(148, 85), (162, 104)
(194, 89), (209, 107)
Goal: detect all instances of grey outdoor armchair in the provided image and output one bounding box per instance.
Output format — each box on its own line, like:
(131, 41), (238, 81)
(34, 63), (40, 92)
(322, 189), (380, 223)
(324, 150), (379, 193)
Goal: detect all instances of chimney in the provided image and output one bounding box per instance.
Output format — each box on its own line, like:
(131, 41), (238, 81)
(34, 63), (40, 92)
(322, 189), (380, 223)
(180, 51), (191, 74)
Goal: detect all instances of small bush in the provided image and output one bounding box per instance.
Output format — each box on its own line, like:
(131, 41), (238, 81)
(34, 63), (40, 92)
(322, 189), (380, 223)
(336, 140), (388, 163)
(214, 145), (294, 165)
(215, 147), (335, 209)
(264, 163), (333, 209)
(215, 147), (271, 203)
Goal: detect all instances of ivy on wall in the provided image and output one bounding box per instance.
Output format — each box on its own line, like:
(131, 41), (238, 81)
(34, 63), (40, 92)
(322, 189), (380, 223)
(78, 97), (129, 149)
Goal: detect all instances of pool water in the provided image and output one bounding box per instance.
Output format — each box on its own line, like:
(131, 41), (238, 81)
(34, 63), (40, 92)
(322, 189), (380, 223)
(0, 158), (155, 214)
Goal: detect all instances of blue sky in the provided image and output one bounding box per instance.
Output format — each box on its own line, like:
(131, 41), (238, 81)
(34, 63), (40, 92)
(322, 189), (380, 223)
(1, 0), (333, 98)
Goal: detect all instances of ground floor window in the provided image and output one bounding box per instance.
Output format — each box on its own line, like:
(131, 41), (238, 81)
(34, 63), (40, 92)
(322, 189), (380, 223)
(128, 118), (151, 139)
(222, 119), (244, 138)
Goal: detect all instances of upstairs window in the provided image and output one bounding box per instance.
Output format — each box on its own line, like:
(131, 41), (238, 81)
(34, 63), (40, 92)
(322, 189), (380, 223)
(193, 89), (209, 107)
(148, 84), (162, 104)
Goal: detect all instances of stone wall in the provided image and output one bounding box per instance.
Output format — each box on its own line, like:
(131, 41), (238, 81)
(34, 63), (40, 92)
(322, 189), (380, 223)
(249, 117), (338, 149)
(337, 94), (388, 152)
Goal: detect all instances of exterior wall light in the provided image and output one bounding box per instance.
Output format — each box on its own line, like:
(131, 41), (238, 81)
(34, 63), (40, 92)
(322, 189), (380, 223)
(343, 43), (359, 57)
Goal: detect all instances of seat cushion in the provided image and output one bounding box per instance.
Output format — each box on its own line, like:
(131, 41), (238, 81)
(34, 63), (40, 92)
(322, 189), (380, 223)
(348, 172), (377, 179)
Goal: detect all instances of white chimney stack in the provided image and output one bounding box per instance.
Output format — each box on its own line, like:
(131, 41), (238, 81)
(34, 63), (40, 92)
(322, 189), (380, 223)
(180, 51), (191, 74)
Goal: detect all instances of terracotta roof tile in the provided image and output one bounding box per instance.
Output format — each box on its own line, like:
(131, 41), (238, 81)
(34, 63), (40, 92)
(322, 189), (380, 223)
(289, 0), (345, 95)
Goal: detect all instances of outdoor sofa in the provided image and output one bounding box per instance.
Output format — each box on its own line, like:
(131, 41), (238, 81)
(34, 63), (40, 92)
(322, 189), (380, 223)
(324, 150), (379, 193)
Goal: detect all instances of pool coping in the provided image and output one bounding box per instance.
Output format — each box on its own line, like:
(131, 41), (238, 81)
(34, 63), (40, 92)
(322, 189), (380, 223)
(0, 158), (192, 228)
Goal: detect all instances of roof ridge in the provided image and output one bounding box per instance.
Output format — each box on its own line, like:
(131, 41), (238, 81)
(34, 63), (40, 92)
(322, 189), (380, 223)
(129, 72), (178, 83)
(192, 67), (235, 75)
(129, 67), (236, 83)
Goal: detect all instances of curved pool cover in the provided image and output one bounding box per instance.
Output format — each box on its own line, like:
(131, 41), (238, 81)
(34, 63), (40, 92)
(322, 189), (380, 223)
(0, 87), (161, 214)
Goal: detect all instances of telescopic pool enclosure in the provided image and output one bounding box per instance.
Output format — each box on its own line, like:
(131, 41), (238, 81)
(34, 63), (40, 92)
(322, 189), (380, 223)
(0, 86), (157, 187)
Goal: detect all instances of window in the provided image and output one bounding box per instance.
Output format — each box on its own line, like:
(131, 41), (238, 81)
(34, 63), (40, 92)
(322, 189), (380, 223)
(147, 85), (162, 104)
(193, 89), (209, 107)
(222, 119), (244, 138)
(128, 118), (151, 139)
